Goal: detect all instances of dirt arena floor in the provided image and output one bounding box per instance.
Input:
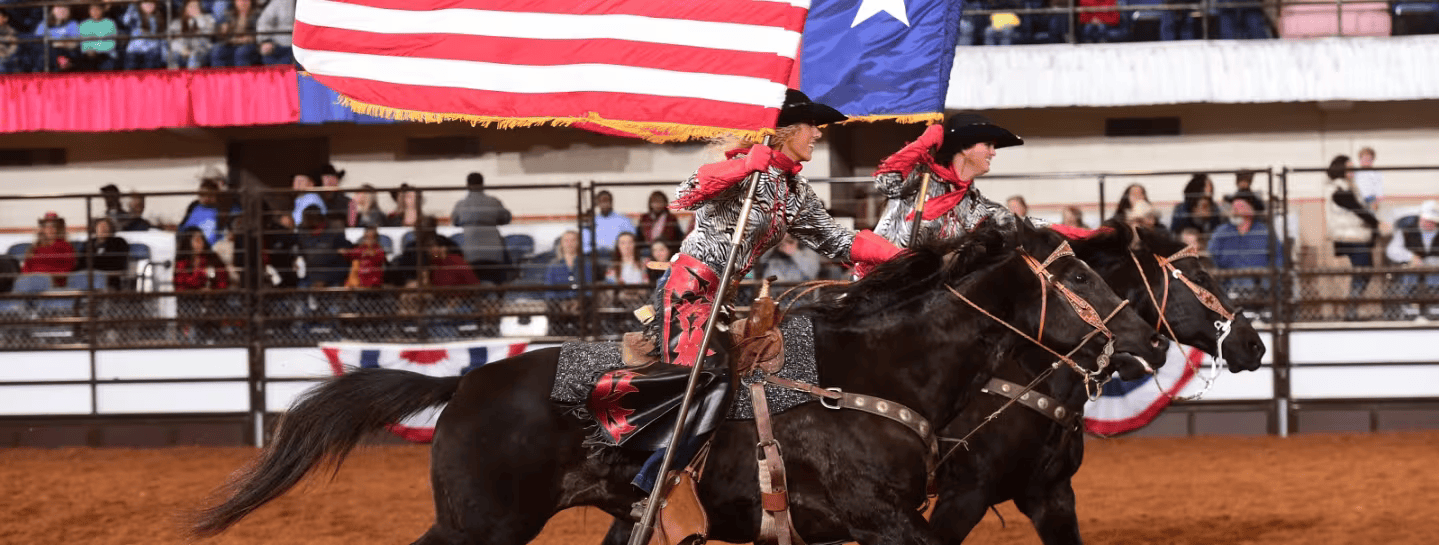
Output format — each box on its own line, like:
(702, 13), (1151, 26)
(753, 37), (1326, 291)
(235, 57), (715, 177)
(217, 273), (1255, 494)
(3, 431), (1437, 545)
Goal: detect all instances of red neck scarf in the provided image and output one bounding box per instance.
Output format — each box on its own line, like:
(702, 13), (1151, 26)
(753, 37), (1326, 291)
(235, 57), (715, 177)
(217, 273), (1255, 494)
(906, 162), (971, 222)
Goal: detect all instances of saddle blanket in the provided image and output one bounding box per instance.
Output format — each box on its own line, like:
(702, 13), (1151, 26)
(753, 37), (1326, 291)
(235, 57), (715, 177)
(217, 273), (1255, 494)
(550, 315), (820, 420)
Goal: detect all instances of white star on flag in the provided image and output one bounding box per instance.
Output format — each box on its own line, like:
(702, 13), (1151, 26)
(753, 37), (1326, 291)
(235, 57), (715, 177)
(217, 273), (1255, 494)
(851, 0), (911, 27)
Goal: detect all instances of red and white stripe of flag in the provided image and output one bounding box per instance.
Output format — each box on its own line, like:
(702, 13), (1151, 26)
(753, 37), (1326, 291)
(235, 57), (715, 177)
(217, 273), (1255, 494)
(293, 0), (811, 140)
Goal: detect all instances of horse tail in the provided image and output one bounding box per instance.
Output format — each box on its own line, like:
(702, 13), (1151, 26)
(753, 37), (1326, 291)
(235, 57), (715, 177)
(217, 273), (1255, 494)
(189, 368), (462, 538)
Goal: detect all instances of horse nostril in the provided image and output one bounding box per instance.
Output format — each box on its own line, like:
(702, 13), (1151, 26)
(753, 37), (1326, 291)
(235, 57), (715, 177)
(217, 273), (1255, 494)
(1150, 334), (1164, 348)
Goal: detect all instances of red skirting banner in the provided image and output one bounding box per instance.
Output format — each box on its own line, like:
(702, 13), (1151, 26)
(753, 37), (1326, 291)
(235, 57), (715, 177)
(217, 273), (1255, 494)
(0, 66), (300, 133)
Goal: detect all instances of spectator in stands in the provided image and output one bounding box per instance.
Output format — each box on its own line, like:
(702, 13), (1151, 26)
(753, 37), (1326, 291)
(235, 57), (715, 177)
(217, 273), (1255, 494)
(605, 232), (649, 309)
(1385, 200), (1439, 320)
(168, 0), (215, 69)
(100, 183), (124, 225)
(1078, 0), (1121, 43)
(984, 0), (1022, 45)
(294, 205), (352, 288)
(1177, 226), (1204, 254)
(339, 226), (386, 289)
(545, 230), (593, 298)
(84, 217), (130, 290)
(21, 212), (77, 287)
(211, 215), (242, 285)
(1061, 206), (1089, 229)
(387, 183), (422, 227)
(121, 0), (166, 70)
(1207, 194), (1282, 312)
(1225, 170), (1266, 214)
(1325, 154), (1380, 320)
(1354, 146), (1382, 212)
(759, 233), (821, 283)
(0, 10), (19, 74)
(647, 240), (671, 284)
(637, 190), (685, 252)
(1215, 0), (1270, 39)
(76, 3), (118, 71)
(1124, 199), (1164, 230)
(351, 184), (388, 228)
(256, 0), (293, 65)
(1006, 195), (1029, 217)
(1171, 173), (1224, 235)
(316, 163), (351, 229)
(210, 0), (258, 67)
(544, 230), (592, 335)
(116, 191), (153, 231)
(290, 173), (324, 228)
(174, 226), (229, 341)
(179, 178), (233, 245)
(35, 4), (80, 72)
(174, 226), (229, 291)
(582, 190), (635, 255)
(1111, 183), (1152, 222)
(387, 215), (458, 287)
(452, 172), (513, 285)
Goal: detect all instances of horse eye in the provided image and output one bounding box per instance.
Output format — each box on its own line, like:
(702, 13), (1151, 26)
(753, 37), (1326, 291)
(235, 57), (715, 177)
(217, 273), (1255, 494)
(1071, 271), (1088, 284)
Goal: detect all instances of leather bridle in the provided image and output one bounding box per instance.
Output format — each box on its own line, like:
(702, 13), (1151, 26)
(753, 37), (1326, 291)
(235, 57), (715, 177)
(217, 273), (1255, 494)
(1128, 243), (1237, 401)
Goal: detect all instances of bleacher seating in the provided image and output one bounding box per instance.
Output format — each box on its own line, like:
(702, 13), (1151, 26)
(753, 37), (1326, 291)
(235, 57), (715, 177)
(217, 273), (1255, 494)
(1279, 1), (1390, 38)
(7, 243), (31, 260)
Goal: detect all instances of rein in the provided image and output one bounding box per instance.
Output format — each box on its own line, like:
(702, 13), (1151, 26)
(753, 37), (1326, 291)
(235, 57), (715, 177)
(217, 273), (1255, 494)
(935, 241), (1133, 470)
(1128, 242), (1236, 401)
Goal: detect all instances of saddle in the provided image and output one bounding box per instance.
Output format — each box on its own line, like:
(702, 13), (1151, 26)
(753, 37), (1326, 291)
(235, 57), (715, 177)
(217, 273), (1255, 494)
(622, 280), (785, 376)
(622, 280), (799, 545)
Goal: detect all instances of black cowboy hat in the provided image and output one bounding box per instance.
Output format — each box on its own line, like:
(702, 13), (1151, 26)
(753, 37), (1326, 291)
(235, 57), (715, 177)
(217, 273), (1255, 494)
(776, 89), (848, 128)
(317, 163), (346, 179)
(1223, 192), (1262, 212)
(942, 112), (1023, 149)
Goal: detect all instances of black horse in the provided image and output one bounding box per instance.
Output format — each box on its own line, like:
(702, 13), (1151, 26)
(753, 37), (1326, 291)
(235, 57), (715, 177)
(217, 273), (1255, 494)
(919, 222), (1267, 545)
(191, 222), (1169, 545)
(599, 222), (1268, 545)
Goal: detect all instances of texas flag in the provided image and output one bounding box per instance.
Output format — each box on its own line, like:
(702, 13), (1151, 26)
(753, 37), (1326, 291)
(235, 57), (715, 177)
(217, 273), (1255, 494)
(799, 0), (962, 121)
(321, 339), (530, 442)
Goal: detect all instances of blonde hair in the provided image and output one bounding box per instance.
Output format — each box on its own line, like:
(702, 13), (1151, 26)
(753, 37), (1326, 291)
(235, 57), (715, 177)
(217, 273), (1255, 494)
(708, 125), (804, 160)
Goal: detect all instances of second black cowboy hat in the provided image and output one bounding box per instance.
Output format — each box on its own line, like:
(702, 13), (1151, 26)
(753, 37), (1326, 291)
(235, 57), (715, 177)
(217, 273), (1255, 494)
(776, 89), (848, 128)
(940, 112), (1023, 150)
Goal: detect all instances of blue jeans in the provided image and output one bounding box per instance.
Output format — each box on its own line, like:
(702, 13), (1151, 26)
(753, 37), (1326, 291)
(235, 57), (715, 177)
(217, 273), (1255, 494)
(210, 43), (258, 67)
(984, 25), (1018, 45)
(170, 49), (208, 69)
(124, 49), (166, 70)
(1216, 7), (1269, 39)
(261, 44), (293, 65)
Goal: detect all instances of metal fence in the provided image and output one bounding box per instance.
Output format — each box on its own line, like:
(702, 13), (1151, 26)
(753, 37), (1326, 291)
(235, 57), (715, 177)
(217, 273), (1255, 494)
(3, 167), (1437, 349)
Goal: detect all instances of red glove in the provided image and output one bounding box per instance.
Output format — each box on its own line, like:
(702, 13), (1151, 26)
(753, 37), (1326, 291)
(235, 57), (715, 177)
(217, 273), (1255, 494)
(850, 229), (903, 266)
(875, 124), (945, 178)
(673, 145), (774, 209)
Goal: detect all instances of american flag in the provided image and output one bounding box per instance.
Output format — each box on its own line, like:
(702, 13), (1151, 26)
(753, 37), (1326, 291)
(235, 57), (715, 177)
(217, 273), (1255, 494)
(321, 339), (531, 442)
(292, 0), (811, 141)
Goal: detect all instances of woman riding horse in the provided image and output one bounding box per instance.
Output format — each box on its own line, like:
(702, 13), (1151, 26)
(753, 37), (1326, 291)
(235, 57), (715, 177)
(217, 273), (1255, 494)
(610, 89), (901, 493)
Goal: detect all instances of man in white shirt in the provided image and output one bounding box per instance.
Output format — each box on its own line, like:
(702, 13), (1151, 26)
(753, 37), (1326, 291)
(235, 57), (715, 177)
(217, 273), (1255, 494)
(1385, 200), (1439, 320)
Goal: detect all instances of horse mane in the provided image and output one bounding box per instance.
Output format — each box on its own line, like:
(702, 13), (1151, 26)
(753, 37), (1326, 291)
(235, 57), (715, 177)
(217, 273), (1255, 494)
(1066, 219), (1186, 268)
(802, 221), (1035, 321)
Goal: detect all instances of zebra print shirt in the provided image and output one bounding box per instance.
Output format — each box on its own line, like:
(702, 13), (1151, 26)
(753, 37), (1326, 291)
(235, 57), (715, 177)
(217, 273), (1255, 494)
(872, 165), (1043, 248)
(674, 159), (853, 279)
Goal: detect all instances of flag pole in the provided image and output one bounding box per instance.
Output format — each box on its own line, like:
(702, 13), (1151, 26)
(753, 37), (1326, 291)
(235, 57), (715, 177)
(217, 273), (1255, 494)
(628, 135), (772, 545)
(906, 171), (932, 249)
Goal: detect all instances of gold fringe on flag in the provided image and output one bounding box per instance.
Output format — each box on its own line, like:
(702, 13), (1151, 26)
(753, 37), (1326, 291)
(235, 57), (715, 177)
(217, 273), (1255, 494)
(334, 95), (774, 144)
(837, 112), (945, 125)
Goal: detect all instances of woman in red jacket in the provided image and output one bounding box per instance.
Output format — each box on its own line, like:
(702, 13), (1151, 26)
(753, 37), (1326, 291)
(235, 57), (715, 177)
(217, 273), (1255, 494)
(174, 227), (230, 342)
(21, 212), (77, 287)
